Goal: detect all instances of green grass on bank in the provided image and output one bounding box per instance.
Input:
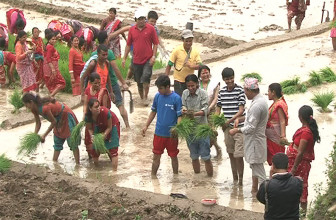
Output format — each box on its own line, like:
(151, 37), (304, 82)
(6, 34), (166, 94)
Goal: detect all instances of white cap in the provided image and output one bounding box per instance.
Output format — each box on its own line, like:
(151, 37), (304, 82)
(135, 8), (147, 19)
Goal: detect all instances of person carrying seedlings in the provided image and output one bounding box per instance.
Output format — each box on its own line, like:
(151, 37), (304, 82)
(85, 98), (120, 170)
(142, 75), (182, 176)
(198, 65), (222, 158)
(22, 92), (80, 164)
(43, 31), (66, 97)
(0, 37), (16, 88)
(229, 78), (268, 193)
(182, 74), (213, 177)
(32, 27), (45, 90)
(286, 105), (320, 214)
(216, 67), (246, 185)
(165, 29), (201, 97)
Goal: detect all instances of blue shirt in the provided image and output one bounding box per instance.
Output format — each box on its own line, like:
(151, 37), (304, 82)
(151, 91), (182, 137)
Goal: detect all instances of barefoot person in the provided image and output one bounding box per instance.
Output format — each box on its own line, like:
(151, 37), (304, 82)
(216, 67), (245, 185)
(22, 92), (80, 164)
(182, 74), (213, 177)
(229, 78), (268, 192)
(198, 65), (222, 158)
(286, 0), (310, 31)
(266, 83), (289, 165)
(287, 105), (320, 213)
(142, 75), (182, 176)
(84, 98), (120, 170)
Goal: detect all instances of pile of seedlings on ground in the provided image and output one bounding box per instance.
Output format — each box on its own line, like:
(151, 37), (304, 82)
(311, 91), (335, 113)
(280, 77), (307, 95)
(9, 89), (24, 114)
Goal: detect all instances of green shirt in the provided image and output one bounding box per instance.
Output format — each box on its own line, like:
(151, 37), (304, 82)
(91, 49), (118, 86)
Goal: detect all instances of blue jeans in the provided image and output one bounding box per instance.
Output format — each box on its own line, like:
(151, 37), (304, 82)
(187, 137), (211, 161)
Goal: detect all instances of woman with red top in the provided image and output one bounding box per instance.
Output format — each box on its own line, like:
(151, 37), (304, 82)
(266, 83), (289, 165)
(286, 105), (320, 212)
(84, 98), (120, 170)
(22, 92), (80, 164)
(6, 8), (26, 34)
(32, 27), (44, 88)
(0, 37), (16, 87)
(15, 30), (37, 92)
(43, 32), (66, 97)
(69, 36), (85, 96)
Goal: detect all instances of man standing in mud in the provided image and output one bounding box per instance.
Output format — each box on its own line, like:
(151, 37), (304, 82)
(229, 78), (268, 193)
(165, 29), (201, 97)
(122, 8), (159, 106)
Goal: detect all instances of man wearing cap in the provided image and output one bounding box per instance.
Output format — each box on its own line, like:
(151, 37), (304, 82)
(257, 153), (303, 220)
(229, 78), (268, 193)
(122, 8), (159, 106)
(165, 29), (201, 96)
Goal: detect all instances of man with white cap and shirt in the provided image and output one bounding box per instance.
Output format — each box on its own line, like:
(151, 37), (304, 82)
(122, 8), (159, 106)
(229, 77), (268, 193)
(165, 29), (201, 96)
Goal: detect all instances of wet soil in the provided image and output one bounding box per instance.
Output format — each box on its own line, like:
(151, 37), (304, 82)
(0, 162), (262, 220)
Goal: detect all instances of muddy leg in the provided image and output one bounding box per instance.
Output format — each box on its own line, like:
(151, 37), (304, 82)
(192, 159), (200, 174)
(252, 176), (259, 193)
(171, 156), (178, 174)
(111, 156), (118, 171)
(53, 150), (61, 162)
(143, 82), (150, 100)
(229, 153), (238, 181)
(152, 154), (161, 176)
(204, 159), (213, 177)
(72, 148), (80, 165)
(213, 140), (222, 159)
(236, 157), (244, 185)
(118, 105), (130, 128)
(137, 82), (144, 99)
(300, 202), (307, 216)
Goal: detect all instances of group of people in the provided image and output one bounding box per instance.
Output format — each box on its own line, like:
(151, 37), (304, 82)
(1, 6), (322, 219)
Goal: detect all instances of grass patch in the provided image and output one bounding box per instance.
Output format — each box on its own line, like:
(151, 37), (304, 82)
(209, 113), (227, 128)
(307, 71), (323, 87)
(115, 58), (131, 79)
(170, 118), (195, 140)
(194, 124), (215, 140)
(69, 121), (85, 151)
(280, 77), (307, 95)
(319, 67), (336, 83)
(0, 154), (11, 173)
(241, 72), (262, 83)
(308, 138), (336, 219)
(93, 133), (108, 154)
(311, 91), (335, 112)
(9, 89), (24, 114)
(18, 132), (41, 156)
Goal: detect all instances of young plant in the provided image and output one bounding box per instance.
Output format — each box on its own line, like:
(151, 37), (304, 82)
(308, 71), (323, 87)
(319, 67), (336, 83)
(209, 113), (227, 128)
(69, 121), (86, 150)
(170, 118), (195, 140)
(9, 89), (24, 113)
(311, 91), (335, 112)
(18, 132), (41, 156)
(194, 124), (215, 140)
(280, 77), (307, 95)
(0, 154), (11, 173)
(241, 72), (262, 83)
(93, 133), (108, 154)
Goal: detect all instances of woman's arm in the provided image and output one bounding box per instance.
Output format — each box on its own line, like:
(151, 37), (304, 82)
(40, 109), (57, 142)
(68, 49), (75, 82)
(209, 84), (219, 111)
(290, 139), (308, 174)
(32, 109), (41, 134)
(277, 108), (287, 139)
(104, 117), (112, 140)
(83, 94), (88, 116)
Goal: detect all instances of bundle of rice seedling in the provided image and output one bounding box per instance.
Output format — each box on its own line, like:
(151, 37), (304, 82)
(69, 121), (86, 150)
(280, 77), (307, 95)
(93, 133), (108, 154)
(307, 71), (323, 87)
(18, 132), (41, 156)
(209, 113), (227, 128)
(280, 77), (299, 88)
(194, 124), (215, 140)
(170, 118), (195, 140)
(241, 72), (262, 83)
(311, 91), (335, 112)
(0, 154), (11, 173)
(9, 89), (24, 113)
(319, 67), (336, 82)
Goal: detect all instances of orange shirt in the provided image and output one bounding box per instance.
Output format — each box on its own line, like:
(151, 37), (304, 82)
(95, 62), (108, 88)
(68, 47), (84, 72)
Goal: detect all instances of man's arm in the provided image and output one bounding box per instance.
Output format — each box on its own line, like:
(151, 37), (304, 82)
(194, 92), (209, 117)
(80, 61), (95, 99)
(122, 45), (131, 68)
(149, 44), (158, 66)
(109, 60), (128, 90)
(256, 180), (267, 204)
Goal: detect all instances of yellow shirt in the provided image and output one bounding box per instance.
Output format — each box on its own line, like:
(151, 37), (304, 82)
(169, 45), (201, 83)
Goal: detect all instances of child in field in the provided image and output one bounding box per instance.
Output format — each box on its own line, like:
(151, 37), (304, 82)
(182, 74), (213, 177)
(142, 75), (182, 176)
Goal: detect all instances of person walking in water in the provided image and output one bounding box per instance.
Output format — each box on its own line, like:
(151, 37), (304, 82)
(286, 0), (310, 32)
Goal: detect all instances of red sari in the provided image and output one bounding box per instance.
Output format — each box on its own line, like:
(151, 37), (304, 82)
(43, 44), (66, 94)
(32, 37), (44, 85)
(266, 97), (288, 165)
(102, 18), (122, 58)
(84, 85), (111, 109)
(69, 47), (84, 95)
(286, 126), (315, 203)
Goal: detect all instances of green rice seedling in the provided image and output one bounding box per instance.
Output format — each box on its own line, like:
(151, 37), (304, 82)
(209, 113), (227, 128)
(311, 91), (335, 112)
(241, 72), (262, 83)
(69, 121), (86, 150)
(194, 124), (215, 140)
(18, 132), (41, 156)
(280, 77), (299, 88)
(93, 133), (108, 154)
(170, 118), (195, 140)
(116, 57), (131, 79)
(9, 89), (24, 114)
(319, 67), (336, 83)
(308, 71), (323, 87)
(0, 154), (11, 173)
(280, 77), (306, 95)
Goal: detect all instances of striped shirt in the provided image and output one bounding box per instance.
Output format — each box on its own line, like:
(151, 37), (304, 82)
(217, 84), (246, 127)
